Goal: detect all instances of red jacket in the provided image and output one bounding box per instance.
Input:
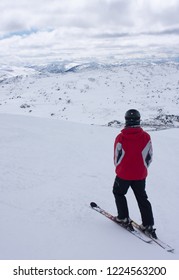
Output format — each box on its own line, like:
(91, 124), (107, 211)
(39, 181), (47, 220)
(114, 127), (153, 180)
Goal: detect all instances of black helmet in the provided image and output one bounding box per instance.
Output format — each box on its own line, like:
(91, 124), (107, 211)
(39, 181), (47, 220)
(125, 109), (141, 127)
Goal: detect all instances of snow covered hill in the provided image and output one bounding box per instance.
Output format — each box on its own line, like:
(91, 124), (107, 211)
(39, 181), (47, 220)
(0, 61), (179, 130)
(0, 114), (178, 260)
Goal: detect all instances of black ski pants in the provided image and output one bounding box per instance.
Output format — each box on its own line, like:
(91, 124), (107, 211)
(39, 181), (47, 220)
(113, 176), (154, 226)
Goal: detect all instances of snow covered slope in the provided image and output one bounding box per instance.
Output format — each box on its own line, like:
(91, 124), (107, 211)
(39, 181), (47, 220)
(0, 61), (179, 130)
(0, 114), (178, 260)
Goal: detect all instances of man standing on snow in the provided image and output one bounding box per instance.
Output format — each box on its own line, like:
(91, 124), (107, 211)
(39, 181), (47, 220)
(113, 109), (157, 238)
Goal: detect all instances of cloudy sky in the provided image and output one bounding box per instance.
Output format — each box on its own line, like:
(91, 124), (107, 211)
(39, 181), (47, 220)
(1, 0), (179, 65)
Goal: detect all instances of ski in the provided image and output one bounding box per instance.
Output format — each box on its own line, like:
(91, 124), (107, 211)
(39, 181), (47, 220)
(90, 202), (174, 253)
(90, 202), (152, 243)
(131, 221), (174, 253)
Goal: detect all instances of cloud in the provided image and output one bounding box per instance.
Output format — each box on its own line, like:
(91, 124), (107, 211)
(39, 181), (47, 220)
(1, 0), (179, 35)
(0, 0), (179, 64)
(144, 27), (179, 36)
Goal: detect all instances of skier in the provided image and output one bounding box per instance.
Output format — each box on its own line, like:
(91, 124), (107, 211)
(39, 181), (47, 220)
(113, 109), (157, 238)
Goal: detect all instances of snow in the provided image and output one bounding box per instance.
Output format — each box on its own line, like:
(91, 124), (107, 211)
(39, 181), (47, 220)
(0, 61), (179, 129)
(0, 114), (178, 260)
(0, 61), (179, 260)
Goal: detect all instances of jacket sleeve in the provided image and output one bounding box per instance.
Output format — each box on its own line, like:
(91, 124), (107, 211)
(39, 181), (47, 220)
(142, 139), (153, 168)
(114, 136), (125, 167)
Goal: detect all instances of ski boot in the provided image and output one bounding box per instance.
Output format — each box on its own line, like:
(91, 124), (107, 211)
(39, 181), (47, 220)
(115, 217), (134, 231)
(140, 224), (157, 239)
